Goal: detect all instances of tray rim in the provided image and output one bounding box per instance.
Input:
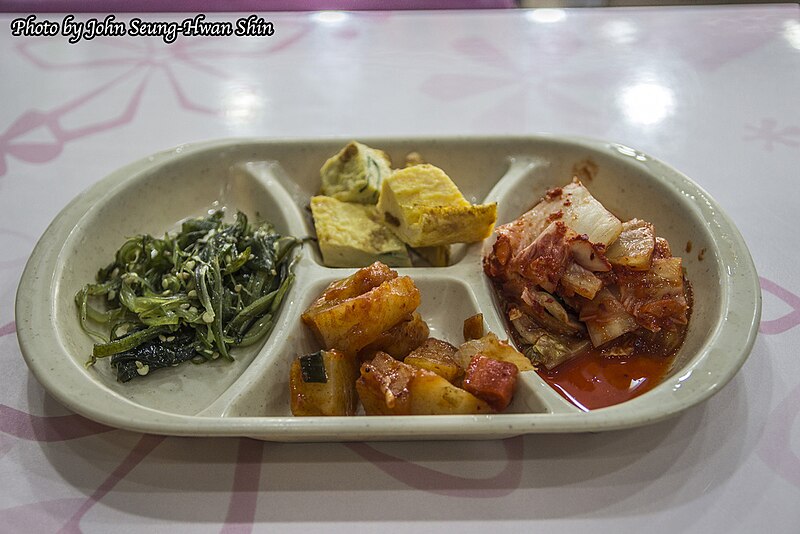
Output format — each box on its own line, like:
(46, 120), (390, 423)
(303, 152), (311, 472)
(15, 134), (762, 441)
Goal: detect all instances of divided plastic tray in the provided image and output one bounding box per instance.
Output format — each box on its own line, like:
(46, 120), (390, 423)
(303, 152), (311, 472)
(15, 136), (761, 441)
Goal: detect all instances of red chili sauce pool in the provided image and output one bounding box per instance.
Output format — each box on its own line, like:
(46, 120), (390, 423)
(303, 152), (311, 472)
(502, 282), (691, 411)
(538, 348), (674, 411)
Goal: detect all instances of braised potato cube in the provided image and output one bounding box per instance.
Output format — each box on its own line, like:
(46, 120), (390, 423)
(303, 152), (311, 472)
(463, 313), (485, 341)
(356, 352), (492, 415)
(356, 352), (413, 415)
(454, 332), (535, 373)
(290, 350), (359, 416)
(403, 338), (462, 383)
(304, 261), (396, 312)
(462, 355), (518, 411)
(357, 312), (429, 361)
(301, 262), (421, 354)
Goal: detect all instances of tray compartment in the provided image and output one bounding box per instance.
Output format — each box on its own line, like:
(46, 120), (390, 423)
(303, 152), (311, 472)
(49, 146), (308, 416)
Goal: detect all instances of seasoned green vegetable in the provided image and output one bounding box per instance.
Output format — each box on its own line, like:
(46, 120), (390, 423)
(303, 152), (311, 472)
(75, 210), (301, 382)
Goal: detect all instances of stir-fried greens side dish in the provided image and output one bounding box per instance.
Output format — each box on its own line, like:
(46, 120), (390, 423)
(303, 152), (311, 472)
(484, 179), (691, 377)
(76, 210), (301, 382)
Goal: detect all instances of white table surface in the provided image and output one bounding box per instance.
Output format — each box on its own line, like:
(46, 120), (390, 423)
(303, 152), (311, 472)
(1, 5), (799, 532)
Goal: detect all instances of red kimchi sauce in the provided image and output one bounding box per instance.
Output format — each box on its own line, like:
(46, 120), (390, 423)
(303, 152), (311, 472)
(539, 349), (674, 411)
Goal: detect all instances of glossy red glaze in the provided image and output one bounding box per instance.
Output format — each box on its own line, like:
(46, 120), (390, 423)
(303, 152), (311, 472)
(539, 350), (673, 411)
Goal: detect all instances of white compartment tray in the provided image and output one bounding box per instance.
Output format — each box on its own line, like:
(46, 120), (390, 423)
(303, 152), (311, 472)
(15, 136), (761, 441)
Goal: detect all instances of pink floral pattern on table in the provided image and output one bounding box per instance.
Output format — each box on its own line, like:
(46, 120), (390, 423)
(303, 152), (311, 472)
(757, 277), (800, 489)
(222, 438), (265, 534)
(57, 434), (166, 533)
(0, 22), (311, 178)
(0, 498), (88, 533)
(419, 35), (615, 130)
(0, 430), (269, 533)
(743, 119), (800, 151)
(759, 277), (800, 335)
(654, 10), (783, 71)
(0, 321), (14, 338)
(0, 434), (164, 532)
(0, 404), (112, 442)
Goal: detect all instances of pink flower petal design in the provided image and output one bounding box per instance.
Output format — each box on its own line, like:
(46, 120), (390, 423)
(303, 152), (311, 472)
(759, 277), (800, 335)
(2, 21), (314, 178)
(0, 70), (147, 176)
(0, 436), (163, 531)
(5, 142), (63, 163)
(622, 9), (783, 72)
(452, 37), (517, 70)
(0, 404), (113, 442)
(3, 109), (53, 139)
(17, 40), (145, 70)
(743, 119), (800, 152)
(58, 434), (166, 532)
(0, 498), (86, 533)
(419, 30), (609, 130)
(0, 321), (15, 337)
(221, 438), (265, 534)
